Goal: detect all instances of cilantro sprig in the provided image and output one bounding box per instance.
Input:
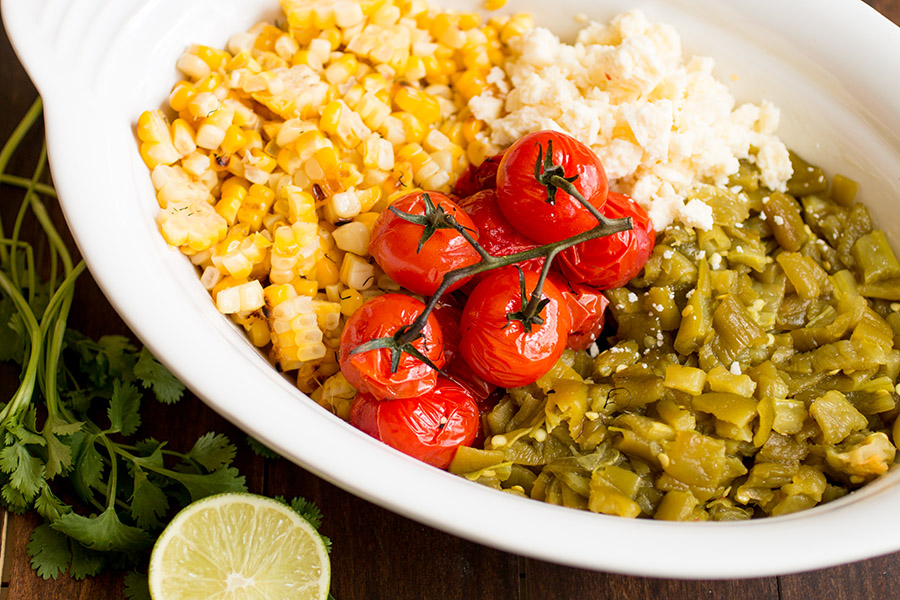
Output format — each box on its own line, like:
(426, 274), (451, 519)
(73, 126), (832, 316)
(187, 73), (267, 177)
(0, 99), (321, 594)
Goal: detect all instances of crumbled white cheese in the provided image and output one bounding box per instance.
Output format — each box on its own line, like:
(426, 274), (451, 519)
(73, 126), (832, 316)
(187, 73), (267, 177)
(730, 361), (742, 375)
(471, 10), (793, 231)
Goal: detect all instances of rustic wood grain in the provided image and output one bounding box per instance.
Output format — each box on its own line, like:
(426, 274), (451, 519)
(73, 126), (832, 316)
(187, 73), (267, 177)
(2, 1), (900, 599)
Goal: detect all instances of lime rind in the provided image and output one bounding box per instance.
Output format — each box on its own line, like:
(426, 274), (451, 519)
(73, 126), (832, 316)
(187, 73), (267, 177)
(148, 492), (330, 600)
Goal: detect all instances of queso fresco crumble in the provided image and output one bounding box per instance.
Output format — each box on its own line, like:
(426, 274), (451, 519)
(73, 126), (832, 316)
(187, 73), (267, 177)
(469, 10), (793, 232)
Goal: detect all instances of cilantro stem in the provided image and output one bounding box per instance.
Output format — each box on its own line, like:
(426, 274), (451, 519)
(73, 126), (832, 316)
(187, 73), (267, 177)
(0, 174), (58, 198)
(0, 98), (43, 267)
(29, 177), (74, 278)
(101, 434), (119, 510)
(0, 269), (41, 426)
(39, 262), (86, 417)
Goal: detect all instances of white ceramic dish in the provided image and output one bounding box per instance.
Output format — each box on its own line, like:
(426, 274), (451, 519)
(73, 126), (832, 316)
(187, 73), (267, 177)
(4, 0), (900, 579)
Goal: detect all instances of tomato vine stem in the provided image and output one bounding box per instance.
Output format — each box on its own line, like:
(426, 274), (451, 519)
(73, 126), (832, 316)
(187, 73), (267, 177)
(358, 143), (632, 374)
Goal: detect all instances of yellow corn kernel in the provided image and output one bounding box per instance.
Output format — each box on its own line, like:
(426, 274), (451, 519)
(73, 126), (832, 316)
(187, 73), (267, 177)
(392, 111), (426, 143)
(137, 110), (171, 143)
(168, 81), (196, 112)
(169, 119), (197, 156)
(215, 279), (265, 314)
(281, 186), (318, 224)
(357, 187), (382, 212)
(466, 138), (489, 166)
(332, 221), (371, 255)
(292, 278), (319, 297)
(325, 53), (359, 85)
(501, 13), (533, 42)
(246, 316), (271, 347)
(220, 125), (250, 154)
(306, 146), (339, 181)
(339, 289), (364, 316)
(312, 299), (342, 331)
(265, 283), (296, 307)
(254, 25), (283, 52)
(319, 100), (343, 135)
(404, 56), (427, 81)
(354, 211), (380, 233)
(340, 253), (376, 290)
(459, 12), (482, 29)
(462, 115), (483, 143)
(246, 147), (277, 173)
(315, 256), (341, 287)
(216, 195), (243, 226)
(322, 189), (362, 223)
(354, 92), (391, 131)
(195, 73), (225, 94)
(394, 87), (441, 125)
(196, 44), (231, 70)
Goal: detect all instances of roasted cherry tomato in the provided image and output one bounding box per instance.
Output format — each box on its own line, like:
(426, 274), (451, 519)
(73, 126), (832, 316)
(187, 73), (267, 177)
(456, 189), (542, 272)
(339, 294), (445, 400)
(432, 300), (463, 365)
(369, 191), (481, 296)
(496, 131), (608, 244)
(547, 272), (610, 351)
(459, 268), (571, 388)
(558, 191), (655, 290)
(452, 151), (504, 197)
(349, 377), (480, 469)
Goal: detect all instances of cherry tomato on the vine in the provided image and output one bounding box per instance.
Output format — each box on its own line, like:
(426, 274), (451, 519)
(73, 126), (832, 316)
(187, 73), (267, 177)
(558, 191), (655, 290)
(496, 131), (608, 244)
(459, 268), (571, 388)
(452, 151), (504, 198)
(547, 272), (610, 351)
(456, 189), (542, 272)
(339, 294), (446, 400)
(368, 191), (481, 296)
(349, 377), (480, 469)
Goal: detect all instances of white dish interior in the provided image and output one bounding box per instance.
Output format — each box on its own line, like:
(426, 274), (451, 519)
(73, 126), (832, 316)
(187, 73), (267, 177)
(3, 0), (900, 578)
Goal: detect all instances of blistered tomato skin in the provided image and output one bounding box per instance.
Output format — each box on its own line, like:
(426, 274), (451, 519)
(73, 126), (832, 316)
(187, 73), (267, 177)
(459, 268), (571, 388)
(457, 189), (542, 265)
(559, 192), (655, 290)
(496, 131), (609, 245)
(548, 272), (610, 351)
(349, 377), (480, 469)
(339, 294), (446, 400)
(453, 151), (505, 197)
(368, 191), (481, 296)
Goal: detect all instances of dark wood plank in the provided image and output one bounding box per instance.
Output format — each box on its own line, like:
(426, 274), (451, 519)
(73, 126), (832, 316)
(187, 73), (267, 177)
(780, 552), (900, 600)
(526, 561), (779, 600)
(265, 458), (521, 600)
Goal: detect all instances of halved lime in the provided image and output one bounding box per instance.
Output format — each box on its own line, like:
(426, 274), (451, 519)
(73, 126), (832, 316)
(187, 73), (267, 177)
(148, 493), (330, 600)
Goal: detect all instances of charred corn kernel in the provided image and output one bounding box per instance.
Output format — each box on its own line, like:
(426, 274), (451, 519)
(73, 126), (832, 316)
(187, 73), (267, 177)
(340, 253), (376, 290)
(395, 87), (441, 124)
(246, 316), (271, 347)
(339, 289), (364, 316)
(216, 279), (265, 313)
(315, 256), (341, 287)
(332, 221), (370, 255)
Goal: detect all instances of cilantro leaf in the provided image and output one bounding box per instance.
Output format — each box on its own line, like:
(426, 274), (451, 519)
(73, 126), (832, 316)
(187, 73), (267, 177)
(69, 541), (106, 580)
(130, 468), (169, 530)
(0, 295), (25, 362)
(34, 483), (69, 522)
(162, 466), (247, 502)
(187, 432), (236, 472)
(124, 571), (152, 600)
(290, 496), (324, 530)
(1, 481), (30, 513)
(71, 433), (104, 502)
(27, 523), (71, 580)
(108, 380), (141, 436)
(96, 335), (138, 380)
(246, 435), (281, 460)
(52, 506), (155, 553)
(0, 437), (45, 501)
(133, 347), (184, 404)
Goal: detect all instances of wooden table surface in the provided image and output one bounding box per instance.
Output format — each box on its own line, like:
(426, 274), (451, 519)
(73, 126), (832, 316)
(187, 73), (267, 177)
(2, 2), (900, 598)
